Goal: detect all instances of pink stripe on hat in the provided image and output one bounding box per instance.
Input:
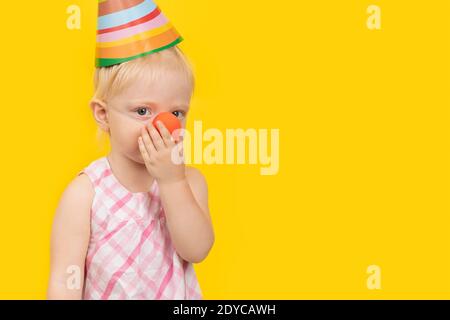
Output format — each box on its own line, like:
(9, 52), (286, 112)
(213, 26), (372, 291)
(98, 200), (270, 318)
(97, 11), (168, 43)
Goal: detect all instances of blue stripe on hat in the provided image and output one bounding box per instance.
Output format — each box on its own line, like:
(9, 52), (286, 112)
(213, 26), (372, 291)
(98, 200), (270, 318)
(98, 0), (157, 30)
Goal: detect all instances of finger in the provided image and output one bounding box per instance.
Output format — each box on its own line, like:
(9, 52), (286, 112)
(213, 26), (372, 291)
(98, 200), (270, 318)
(155, 120), (175, 147)
(141, 126), (156, 155)
(172, 128), (184, 143)
(174, 140), (185, 161)
(138, 137), (151, 164)
(148, 123), (165, 151)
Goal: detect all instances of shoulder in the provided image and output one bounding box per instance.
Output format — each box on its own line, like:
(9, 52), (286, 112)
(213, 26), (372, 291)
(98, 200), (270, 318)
(53, 173), (94, 231)
(185, 166), (208, 195)
(185, 166), (207, 186)
(184, 166), (209, 214)
(62, 173), (95, 205)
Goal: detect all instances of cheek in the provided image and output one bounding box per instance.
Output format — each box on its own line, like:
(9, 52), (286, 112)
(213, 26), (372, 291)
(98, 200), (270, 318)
(110, 117), (144, 147)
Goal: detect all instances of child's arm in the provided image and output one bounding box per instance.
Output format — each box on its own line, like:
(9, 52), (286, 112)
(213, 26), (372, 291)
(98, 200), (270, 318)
(139, 123), (215, 264)
(47, 174), (93, 300)
(158, 166), (215, 264)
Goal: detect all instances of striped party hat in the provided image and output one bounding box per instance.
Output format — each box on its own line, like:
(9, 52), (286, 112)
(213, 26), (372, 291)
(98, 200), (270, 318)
(96, 0), (183, 68)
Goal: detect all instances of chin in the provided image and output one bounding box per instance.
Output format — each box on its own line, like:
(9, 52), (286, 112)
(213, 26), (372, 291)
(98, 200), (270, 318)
(126, 152), (146, 165)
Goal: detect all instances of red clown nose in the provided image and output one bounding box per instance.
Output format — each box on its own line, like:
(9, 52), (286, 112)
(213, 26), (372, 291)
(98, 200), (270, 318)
(152, 112), (182, 140)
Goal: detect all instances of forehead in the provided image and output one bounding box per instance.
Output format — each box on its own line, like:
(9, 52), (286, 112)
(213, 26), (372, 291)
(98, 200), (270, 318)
(113, 69), (192, 107)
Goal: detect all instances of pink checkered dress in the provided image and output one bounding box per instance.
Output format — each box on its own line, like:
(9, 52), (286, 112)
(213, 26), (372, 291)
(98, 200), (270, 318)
(77, 156), (203, 300)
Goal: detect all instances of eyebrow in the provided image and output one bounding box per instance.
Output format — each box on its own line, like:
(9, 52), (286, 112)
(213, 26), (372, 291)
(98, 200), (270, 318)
(128, 100), (157, 107)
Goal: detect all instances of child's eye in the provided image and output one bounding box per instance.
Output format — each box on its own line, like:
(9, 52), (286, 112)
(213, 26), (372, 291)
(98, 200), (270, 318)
(136, 107), (151, 117)
(172, 111), (185, 119)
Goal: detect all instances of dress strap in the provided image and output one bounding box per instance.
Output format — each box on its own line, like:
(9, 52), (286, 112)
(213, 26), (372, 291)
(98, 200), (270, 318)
(77, 156), (108, 189)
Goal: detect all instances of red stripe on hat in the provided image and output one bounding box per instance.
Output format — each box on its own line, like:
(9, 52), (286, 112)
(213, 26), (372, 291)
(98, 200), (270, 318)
(97, 6), (161, 35)
(98, 0), (145, 17)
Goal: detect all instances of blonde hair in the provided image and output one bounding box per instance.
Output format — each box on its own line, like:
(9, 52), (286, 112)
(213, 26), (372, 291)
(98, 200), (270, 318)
(91, 46), (195, 145)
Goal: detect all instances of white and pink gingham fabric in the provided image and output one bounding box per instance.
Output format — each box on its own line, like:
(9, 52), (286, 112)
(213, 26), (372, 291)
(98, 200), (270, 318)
(77, 156), (203, 300)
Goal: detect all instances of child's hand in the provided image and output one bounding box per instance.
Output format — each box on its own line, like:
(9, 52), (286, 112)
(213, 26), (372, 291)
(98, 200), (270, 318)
(138, 121), (186, 185)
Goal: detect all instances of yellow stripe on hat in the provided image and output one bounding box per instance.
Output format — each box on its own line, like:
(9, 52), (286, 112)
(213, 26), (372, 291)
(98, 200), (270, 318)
(96, 22), (174, 49)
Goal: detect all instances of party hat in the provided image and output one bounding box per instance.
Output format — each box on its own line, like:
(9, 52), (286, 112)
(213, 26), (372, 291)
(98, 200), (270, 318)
(96, 0), (183, 68)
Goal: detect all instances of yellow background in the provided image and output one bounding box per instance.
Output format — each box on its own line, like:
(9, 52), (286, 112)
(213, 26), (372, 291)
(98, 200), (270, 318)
(0, 0), (449, 299)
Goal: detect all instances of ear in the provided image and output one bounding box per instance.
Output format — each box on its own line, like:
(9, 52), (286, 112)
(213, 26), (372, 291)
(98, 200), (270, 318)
(90, 99), (109, 133)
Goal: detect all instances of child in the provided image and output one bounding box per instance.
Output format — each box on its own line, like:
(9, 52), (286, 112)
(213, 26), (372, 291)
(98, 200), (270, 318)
(47, 0), (214, 300)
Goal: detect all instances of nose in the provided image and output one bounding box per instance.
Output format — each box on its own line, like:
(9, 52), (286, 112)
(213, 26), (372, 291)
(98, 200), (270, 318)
(152, 112), (182, 135)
